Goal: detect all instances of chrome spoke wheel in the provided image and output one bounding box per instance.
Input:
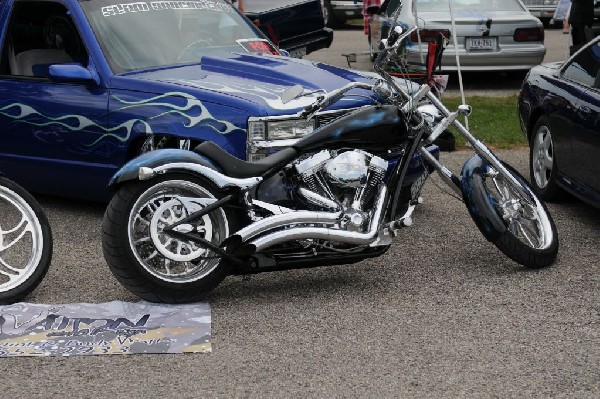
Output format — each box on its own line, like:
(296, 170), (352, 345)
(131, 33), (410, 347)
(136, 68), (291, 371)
(128, 180), (228, 284)
(532, 125), (554, 190)
(0, 185), (46, 293)
(485, 168), (554, 251)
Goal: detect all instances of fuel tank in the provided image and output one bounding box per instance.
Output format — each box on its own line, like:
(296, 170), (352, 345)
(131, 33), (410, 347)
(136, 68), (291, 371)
(293, 105), (408, 154)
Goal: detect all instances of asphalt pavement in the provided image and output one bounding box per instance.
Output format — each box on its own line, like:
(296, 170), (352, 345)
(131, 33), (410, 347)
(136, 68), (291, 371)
(2, 150), (598, 398)
(1, 27), (598, 399)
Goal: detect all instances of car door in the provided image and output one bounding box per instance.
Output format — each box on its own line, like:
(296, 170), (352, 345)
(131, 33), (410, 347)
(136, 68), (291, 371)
(0, 0), (110, 198)
(563, 40), (600, 192)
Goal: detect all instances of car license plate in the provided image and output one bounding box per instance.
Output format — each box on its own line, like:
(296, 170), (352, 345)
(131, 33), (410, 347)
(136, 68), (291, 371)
(466, 37), (496, 51)
(289, 47), (307, 58)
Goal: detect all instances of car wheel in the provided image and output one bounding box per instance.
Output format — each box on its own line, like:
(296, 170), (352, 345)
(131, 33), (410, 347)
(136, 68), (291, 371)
(529, 116), (565, 201)
(324, 1), (338, 28)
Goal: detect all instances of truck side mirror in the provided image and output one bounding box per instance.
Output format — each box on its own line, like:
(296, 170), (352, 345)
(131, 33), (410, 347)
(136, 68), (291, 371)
(49, 64), (98, 85)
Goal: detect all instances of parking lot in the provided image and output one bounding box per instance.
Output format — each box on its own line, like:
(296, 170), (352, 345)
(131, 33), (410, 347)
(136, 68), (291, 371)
(2, 26), (599, 398)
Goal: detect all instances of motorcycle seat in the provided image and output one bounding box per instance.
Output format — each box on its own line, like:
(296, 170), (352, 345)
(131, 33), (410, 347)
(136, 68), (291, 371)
(193, 141), (298, 179)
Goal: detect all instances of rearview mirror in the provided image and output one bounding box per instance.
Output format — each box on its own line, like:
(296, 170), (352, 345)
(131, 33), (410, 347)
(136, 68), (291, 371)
(281, 84), (304, 104)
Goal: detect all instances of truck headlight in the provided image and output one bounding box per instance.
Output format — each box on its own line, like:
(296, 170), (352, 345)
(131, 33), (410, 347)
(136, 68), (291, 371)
(248, 119), (316, 141)
(268, 119), (315, 139)
(248, 121), (266, 140)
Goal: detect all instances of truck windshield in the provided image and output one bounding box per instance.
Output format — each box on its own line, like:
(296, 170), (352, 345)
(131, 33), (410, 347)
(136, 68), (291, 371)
(80, 0), (271, 73)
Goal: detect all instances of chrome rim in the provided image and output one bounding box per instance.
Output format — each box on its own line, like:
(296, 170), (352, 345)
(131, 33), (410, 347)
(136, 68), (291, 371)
(485, 167), (554, 250)
(128, 180), (228, 284)
(0, 185), (44, 292)
(532, 124), (554, 190)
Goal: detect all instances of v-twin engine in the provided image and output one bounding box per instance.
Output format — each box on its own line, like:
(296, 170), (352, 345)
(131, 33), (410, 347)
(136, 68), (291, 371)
(294, 149), (388, 232)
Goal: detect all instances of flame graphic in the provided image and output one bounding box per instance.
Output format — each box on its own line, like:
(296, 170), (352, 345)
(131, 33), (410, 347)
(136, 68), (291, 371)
(0, 91), (242, 153)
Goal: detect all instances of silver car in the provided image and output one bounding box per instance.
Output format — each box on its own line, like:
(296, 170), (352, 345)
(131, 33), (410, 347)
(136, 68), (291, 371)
(369, 0), (546, 72)
(521, 0), (559, 26)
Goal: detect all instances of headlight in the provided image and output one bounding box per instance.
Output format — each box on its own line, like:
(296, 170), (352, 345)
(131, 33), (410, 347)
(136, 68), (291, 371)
(268, 119), (315, 139)
(248, 121), (266, 140)
(248, 119), (316, 141)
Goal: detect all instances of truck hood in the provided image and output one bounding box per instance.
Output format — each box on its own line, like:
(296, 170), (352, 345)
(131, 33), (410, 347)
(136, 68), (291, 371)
(110, 53), (377, 116)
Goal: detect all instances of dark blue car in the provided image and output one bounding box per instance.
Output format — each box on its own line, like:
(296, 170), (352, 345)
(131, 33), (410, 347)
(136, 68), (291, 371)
(518, 36), (600, 207)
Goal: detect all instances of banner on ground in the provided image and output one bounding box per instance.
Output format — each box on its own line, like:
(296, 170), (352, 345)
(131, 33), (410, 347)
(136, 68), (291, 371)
(0, 301), (211, 357)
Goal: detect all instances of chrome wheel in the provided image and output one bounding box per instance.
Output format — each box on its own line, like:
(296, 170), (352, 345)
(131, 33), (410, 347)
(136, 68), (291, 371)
(532, 124), (554, 190)
(0, 184), (47, 293)
(485, 167), (554, 251)
(128, 180), (228, 284)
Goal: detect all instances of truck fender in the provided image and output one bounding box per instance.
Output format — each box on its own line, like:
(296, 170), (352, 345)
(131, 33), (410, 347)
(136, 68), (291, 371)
(460, 154), (507, 242)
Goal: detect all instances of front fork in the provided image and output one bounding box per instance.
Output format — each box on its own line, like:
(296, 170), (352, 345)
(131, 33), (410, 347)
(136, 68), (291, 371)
(420, 90), (529, 199)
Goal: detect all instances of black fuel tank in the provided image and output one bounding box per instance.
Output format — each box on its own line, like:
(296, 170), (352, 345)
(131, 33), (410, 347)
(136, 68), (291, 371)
(293, 105), (408, 154)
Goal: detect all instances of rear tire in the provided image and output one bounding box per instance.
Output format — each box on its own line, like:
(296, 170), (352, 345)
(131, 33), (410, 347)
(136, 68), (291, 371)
(465, 161), (558, 269)
(0, 177), (52, 303)
(102, 174), (237, 303)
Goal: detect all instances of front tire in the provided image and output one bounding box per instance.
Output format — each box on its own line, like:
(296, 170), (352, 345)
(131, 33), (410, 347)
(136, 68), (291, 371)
(464, 160), (558, 269)
(0, 177), (52, 303)
(102, 174), (236, 303)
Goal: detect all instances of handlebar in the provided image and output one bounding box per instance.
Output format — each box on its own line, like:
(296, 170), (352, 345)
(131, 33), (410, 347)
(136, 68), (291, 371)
(297, 26), (420, 119)
(299, 81), (374, 119)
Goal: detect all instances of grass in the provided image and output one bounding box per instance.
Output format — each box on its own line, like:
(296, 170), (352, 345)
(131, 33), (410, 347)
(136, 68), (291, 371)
(441, 95), (527, 149)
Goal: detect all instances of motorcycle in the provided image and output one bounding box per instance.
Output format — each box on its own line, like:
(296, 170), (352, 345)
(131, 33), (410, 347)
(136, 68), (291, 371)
(101, 24), (558, 304)
(0, 175), (52, 303)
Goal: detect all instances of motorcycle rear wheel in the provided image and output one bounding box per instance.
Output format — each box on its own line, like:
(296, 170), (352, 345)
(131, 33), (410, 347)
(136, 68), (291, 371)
(0, 177), (52, 303)
(102, 174), (236, 303)
(464, 161), (558, 269)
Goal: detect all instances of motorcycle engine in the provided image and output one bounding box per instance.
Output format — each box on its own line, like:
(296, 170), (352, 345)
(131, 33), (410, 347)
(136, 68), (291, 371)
(293, 149), (388, 231)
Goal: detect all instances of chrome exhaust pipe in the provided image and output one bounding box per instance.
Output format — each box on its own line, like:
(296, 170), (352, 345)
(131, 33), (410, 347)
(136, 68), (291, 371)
(234, 210), (343, 242)
(250, 186), (387, 252)
(297, 188), (340, 211)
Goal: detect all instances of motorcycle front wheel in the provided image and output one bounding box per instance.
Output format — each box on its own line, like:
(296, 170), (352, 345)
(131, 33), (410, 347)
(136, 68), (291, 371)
(463, 159), (558, 269)
(0, 177), (52, 303)
(102, 174), (237, 303)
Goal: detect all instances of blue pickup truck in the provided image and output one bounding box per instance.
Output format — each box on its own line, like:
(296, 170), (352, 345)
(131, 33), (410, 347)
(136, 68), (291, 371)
(0, 0), (387, 201)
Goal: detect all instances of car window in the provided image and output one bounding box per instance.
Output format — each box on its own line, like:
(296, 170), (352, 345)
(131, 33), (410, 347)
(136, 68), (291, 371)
(80, 0), (268, 73)
(0, 1), (88, 78)
(415, 0), (523, 12)
(562, 41), (600, 89)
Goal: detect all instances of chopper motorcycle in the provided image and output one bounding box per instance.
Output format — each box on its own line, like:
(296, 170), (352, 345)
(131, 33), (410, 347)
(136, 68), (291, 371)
(0, 175), (52, 303)
(101, 26), (558, 303)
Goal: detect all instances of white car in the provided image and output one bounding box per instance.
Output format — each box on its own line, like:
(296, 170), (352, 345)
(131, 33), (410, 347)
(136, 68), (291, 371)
(368, 0), (546, 72)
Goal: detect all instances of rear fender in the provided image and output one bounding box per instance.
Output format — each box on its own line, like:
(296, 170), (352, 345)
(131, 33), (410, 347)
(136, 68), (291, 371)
(460, 154), (507, 241)
(108, 149), (222, 188)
